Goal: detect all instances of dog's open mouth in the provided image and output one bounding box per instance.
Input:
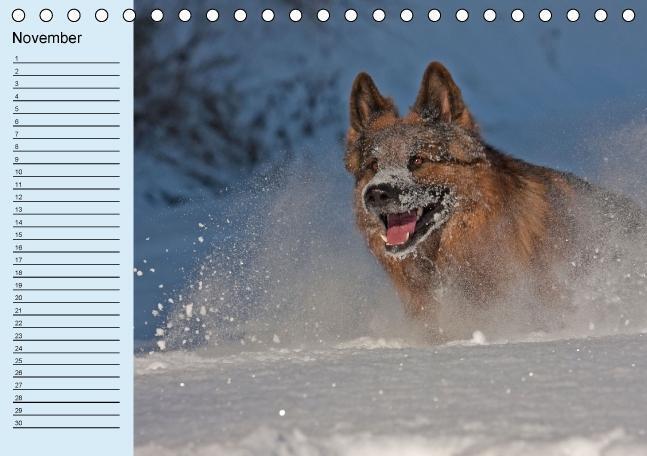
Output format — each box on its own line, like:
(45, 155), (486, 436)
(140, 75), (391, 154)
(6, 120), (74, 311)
(378, 200), (450, 253)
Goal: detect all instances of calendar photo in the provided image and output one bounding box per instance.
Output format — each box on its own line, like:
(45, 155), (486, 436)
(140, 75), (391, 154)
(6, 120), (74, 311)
(4, 1), (647, 455)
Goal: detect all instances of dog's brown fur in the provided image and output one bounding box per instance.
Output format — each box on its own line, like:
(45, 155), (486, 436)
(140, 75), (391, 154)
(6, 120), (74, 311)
(345, 62), (643, 341)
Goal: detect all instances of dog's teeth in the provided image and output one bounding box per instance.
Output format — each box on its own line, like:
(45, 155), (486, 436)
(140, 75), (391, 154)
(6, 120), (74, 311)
(405, 232), (410, 241)
(417, 208), (423, 218)
(380, 234), (387, 243)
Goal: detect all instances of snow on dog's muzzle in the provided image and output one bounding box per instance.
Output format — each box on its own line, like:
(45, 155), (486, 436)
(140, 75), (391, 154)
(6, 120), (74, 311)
(364, 182), (453, 254)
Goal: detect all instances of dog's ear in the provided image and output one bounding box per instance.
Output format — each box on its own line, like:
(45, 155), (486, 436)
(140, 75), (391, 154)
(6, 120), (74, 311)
(349, 72), (397, 134)
(411, 61), (477, 133)
(346, 73), (397, 175)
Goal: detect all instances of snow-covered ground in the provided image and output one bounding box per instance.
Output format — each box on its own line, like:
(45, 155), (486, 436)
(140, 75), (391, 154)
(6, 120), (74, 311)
(133, 1), (647, 454)
(135, 333), (647, 455)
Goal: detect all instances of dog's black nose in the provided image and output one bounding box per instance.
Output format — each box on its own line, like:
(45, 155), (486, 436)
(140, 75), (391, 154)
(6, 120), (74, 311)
(364, 183), (399, 208)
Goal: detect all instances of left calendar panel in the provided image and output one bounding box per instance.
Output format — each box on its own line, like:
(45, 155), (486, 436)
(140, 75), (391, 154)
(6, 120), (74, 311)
(3, 2), (133, 455)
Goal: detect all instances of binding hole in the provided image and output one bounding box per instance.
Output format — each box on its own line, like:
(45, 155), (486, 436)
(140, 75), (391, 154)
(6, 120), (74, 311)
(206, 9), (218, 22)
(234, 9), (247, 22)
(401, 9), (413, 22)
(290, 9), (302, 22)
(428, 9), (441, 22)
(151, 9), (164, 22)
(40, 9), (53, 22)
(123, 9), (136, 22)
(539, 9), (552, 22)
(178, 9), (191, 22)
(95, 8), (109, 22)
(567, 9), (580, 22)
(67, 9), (81, 22)
(456, 9), (469, 22)
(511, 9), (524, 22)
(345, 9), (358, 22)
(483, 9), (496, 22)
(12, 9), (26, 22)
(623, 9), (635, 22)
(317, 9), (330, 22)
(262, 9), (274, 22)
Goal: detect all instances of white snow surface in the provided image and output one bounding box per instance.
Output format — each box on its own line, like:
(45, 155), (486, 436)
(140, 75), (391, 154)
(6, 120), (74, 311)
(135, 333), (647, 455)
(133, 1), (647, 454)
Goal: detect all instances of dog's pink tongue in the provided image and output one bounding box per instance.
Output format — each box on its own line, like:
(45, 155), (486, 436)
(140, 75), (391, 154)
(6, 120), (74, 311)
(386, 211), (417, 246)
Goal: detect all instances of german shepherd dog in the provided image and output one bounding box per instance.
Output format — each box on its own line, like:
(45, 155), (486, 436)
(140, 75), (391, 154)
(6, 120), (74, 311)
(345, 62), (644, 341)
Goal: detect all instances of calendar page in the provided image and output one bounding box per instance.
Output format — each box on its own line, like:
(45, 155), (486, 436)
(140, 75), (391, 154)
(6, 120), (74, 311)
(4, 2), (647, 455)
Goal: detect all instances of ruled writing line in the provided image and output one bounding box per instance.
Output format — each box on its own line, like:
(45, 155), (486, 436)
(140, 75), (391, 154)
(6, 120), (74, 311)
(15, 124), (120, 127)
(14, 352), (120, 354)
(13, 265), (119, 269)
(14, 113), (120, 115)
(14, 137), (121, 139)
(14, 427), (121, 430)
(14, 177), (120, 179)
(15, 87), (119, 90)
(13, 61), (120, 64)
(13, 251), (120, 253)
(14, 201), (120, 203)
(14, 389), (120, 391)
(14, 363), (120, 366)
(13, 74), (120, 77)
(13, 314), (120, 317)
(15, 327), (120, 329)
(14, 162), (119, 165)
(14, 414), (120, 416)
(13, 276), (120, 278)
(13, 301), (119, 304)
(13, 289), (120, 291)
(13, 379), (120, 382)
(13, 237), (120, 240)
(15, 99), (120, 103)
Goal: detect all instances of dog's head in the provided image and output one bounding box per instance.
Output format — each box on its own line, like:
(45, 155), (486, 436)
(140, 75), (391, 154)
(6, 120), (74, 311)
(345, 62), (488, 258)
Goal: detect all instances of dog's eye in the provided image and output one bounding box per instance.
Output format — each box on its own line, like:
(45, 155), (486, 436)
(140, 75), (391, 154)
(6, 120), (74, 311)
(409, 155), (426, 170)
(365, 159), (378, 173)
